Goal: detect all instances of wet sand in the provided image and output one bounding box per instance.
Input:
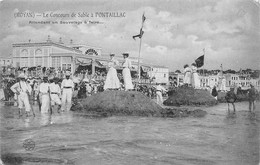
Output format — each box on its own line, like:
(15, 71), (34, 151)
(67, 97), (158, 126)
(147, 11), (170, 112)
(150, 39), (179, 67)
(1, 101), (259, 165)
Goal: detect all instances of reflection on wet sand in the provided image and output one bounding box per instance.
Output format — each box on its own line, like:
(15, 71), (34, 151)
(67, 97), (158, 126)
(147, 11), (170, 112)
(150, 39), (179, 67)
(1, 102), (259, 165)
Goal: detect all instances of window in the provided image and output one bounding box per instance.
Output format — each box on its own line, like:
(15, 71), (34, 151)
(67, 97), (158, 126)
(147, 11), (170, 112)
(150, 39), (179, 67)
(85, 49), (98, 56)
(164, 74), (166, 78)
(67, 64), (71, 70)
(52, 57), (61, 68)
(20, 57), (28, 67)
(62, 64), (67, 71)
(62, 64), (71, 71)
(21, 49), (28, 57)
(62, 57), (72, 63)
(43, 57), (48, 66)
(43, 48), (48, 56)
(35, 49), (42, 56)
(35, 57), (42, 66)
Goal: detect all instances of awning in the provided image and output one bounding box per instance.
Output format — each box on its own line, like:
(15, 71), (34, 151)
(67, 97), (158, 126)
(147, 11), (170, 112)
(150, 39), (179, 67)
(94, 60), (106, 68)
(98, 60), (108, 66)
(76, 58), (92, 66)
(141, 66), (151, 72)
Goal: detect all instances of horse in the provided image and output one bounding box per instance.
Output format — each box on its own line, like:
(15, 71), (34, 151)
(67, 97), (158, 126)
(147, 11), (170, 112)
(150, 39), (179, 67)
(225, 88), (237, 113)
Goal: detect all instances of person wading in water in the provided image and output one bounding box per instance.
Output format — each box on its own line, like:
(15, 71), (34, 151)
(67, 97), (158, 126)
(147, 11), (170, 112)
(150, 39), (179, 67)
(248, 84), (257, 113)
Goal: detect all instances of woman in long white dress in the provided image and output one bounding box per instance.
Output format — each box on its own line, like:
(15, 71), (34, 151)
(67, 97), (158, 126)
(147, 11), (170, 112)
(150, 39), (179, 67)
(183, 64), (192, 86)
(122, 53), (133, 91)
(191, 63), (200, 89)
(220, 77), (226, 92)
(104, 54), (120, 90)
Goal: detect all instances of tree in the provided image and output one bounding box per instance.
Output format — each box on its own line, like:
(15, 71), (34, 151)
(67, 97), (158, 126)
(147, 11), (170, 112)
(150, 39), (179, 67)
(251, 70), (260, 79)
(225, 69), (236, 74)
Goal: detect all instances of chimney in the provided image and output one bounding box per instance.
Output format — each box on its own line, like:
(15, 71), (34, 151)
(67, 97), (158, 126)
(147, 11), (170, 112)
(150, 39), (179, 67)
(70, 39), (73, 44)
(47, 35), (51, 42)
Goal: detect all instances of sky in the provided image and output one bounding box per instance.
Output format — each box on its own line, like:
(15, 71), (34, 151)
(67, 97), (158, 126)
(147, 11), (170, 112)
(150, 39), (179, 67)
(0, 0), (259, 71)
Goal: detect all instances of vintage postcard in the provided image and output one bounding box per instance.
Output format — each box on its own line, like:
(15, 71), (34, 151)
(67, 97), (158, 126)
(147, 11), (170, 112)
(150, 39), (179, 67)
(0, 0), (259, 164)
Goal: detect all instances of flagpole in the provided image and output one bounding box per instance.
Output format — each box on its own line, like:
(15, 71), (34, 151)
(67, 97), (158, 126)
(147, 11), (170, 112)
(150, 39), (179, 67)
(203, 48), (205, 76)
(137, 12), (145, 83)
(220, 64), (223, 76)
(137, 36), (142, 83)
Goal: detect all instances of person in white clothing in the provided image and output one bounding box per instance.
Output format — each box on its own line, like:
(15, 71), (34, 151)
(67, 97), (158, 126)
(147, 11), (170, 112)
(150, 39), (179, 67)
(156, 83), (167, 105)
(86, 82), (92, 97)
(122, 53), (133, 91)
(183, 64), (192, 86)
(10, 73), (32, 117)
(49, 77), (62, 113)
(191, 63), (200, 89)
(61, 72), (74, 111)
(104, 54), (120, 90)
(220, 76), (226, 92)
(39, 76), (50, 113)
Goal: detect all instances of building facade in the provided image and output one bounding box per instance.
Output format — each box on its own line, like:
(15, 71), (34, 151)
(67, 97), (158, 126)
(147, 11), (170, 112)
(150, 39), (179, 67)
(11, 39), (169, 84)
(169, 72), (184, 86)
(200, 75), (220, 88)
(12, 41), (82, 72)
(171, 72), (259, 91)
(148, 66), (169, 84)
(0, 58), (12, 67)
(225, 73), (260, 90)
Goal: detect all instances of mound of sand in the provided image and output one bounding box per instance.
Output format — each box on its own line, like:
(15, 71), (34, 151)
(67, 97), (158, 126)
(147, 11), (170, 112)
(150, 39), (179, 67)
(72, 91), (164, 117)
(71, 90), (207, 118)
(164, 86), (217, 106)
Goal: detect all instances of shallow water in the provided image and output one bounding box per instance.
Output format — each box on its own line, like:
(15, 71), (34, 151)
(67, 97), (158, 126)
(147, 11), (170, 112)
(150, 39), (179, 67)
(1, 102), (259, 165)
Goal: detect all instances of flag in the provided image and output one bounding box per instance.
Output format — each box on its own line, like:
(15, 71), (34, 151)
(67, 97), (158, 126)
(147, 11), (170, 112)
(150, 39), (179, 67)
(142, 13), (146, 24)
(195, 55), (204, 68)
(133, 13), (146, 40)
(133, 28), (144, 40)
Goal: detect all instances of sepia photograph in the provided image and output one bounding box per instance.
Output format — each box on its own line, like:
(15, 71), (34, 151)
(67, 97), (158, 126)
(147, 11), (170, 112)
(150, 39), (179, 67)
(0, 0), (259, 164)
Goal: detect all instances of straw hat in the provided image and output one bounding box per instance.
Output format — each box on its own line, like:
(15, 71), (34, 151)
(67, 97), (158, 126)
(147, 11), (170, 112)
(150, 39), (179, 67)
(18, 73), (25, 78)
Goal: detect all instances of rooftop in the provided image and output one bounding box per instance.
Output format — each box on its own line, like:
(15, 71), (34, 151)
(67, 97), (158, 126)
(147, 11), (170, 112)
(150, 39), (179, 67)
(13, 41), (82, 54)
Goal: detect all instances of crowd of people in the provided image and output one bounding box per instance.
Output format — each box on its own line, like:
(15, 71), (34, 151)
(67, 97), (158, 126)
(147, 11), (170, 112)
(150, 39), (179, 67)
(4, 54), (256, 117)
(0, 53), (169, 117)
